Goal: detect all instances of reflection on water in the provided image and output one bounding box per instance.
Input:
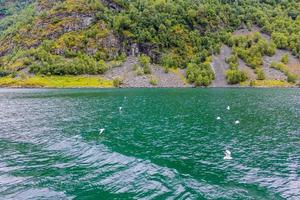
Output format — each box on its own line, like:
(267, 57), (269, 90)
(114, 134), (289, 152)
(0, 88), (299, 199)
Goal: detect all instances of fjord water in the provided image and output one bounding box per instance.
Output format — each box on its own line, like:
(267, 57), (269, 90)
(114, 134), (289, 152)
(0, 88), (300, 200)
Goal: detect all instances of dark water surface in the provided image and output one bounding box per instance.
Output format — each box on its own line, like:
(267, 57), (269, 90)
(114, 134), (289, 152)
(0, 88), (300, 200)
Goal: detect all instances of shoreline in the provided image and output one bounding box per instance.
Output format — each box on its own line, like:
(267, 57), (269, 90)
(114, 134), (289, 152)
(0, 74), (298, 89)
(0, 85), (299, 89)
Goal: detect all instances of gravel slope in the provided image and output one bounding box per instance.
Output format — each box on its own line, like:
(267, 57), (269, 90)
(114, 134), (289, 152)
(211, 45), (231, 87)
(104, 56), (191, 88)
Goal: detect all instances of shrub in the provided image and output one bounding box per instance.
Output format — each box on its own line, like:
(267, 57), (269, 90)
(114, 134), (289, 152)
(271, 62), (288, 74)
(113, 77), (123, 87)
(229, 62), (238, 70)
(135, 66), (144, 76)
(270, 61), (278, 69)
(164, 66), (169, 73)
(20, 72), (28, 80)
(23, 58), (31, 66)
(194, 74), (211, 87)
(28, 51), (109, 75)
(281, 54), (289, 64)
(226, 54), (239, 70)
(194, 75), (203, 86)
(226, 70), (248, 84)
(0, 69), (10, 77)
(138, 54), (150, 68)
(202, 76), (210, 86)
(10, 71), (17, 78)
(255, 68), (265, 80)
(117, 53), (127, 62)
(226, 54), (238, 64)
(149, 75), (158, 85)
(264, 41), (276, 56)
(287, 73), (297, 83)
(143, 65), (151, 74)
(186, 62), (214, 86)
(271, 32), (288, 49)
(160, 53), (182, 68)
(138, 54), (151, 74)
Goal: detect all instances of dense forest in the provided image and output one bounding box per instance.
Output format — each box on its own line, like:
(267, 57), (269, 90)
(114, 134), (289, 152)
(1, 0), (300, 86)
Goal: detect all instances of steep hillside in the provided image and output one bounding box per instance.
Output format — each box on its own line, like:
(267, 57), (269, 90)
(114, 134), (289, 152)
(1, 0), (300, 87)
(0, 0), (32, 17)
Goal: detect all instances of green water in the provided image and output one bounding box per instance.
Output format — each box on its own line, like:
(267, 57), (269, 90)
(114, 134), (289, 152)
(0, 88), (299, 200)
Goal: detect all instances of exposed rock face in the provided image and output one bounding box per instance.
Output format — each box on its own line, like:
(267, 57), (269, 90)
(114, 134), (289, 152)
(36, 0), (63, 11)
(0, 13), (5, 19)
(97, 32), (121, 59)
(123, 42), (160, 62)
(101, 0), (122, 11)
(0, 12), (96, 56)
(50, 21), (121, 60)
(25, 13), (94, 42)
(211, 45), (231, 87)
(130, 43), (139, 56)
(138, 43), (161, 63)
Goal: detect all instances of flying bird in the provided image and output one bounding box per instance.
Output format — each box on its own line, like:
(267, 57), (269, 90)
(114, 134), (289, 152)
(99, 128), (105, 134)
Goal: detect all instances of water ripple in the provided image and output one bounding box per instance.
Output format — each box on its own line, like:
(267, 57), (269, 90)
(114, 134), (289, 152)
(0, 88), (300, 199)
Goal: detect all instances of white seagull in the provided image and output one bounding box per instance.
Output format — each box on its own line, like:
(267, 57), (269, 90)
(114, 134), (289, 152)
(99, 128), (105, 134)
(119, 107), (122, 111)
(216, 116), (221, 120)
(235, 120), (240, 125)
(227, 106), (230, 110)
(224, 150), (232, 160)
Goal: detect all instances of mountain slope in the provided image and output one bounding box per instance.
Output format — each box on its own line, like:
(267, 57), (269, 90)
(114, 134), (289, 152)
(0, 0), (300, 87)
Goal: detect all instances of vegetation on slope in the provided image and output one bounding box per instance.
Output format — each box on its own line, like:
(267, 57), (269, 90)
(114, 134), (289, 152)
(225, 54), (248, 84)
(271, 61), (297, 83)
(225, 32), (276, 81)
(0, 0), (300, 87)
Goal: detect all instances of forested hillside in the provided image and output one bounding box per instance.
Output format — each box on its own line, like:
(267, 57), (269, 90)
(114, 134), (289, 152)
(1, 0), (300, 87)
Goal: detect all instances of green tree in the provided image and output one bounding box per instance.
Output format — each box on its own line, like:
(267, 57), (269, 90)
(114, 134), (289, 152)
(271, 32), (288, 49)
(226, 70), (248, 84)
(281, 54), (289, 64)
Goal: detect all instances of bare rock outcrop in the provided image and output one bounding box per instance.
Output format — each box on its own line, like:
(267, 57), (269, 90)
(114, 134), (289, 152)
(105, 56), (190, 88)
(210, 45), (231, 87)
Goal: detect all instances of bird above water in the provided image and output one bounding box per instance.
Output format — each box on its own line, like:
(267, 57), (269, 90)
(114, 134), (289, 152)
(99, 128), (105, 134)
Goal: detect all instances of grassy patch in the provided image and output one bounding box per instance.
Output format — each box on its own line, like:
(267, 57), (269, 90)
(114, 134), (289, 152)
(241, 80), (293, 87)
(0, 75), (113, 88)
